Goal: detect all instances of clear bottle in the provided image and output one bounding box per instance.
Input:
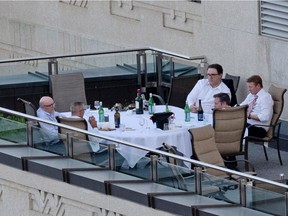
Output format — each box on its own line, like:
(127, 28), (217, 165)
(114, 107), (120, 128)
(98, 101), (105, 122)
(135, 89), (143, 114)
(197, 99), (204, 121)
(184, 101), (190, 122)
(148, 93), (154, 114)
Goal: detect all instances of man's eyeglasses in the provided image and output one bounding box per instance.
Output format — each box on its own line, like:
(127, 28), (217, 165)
(44, 102), (55, 107)
(207, 73), (219, 77)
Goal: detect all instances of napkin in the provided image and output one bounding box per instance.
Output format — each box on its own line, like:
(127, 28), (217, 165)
(150, 112), (174, 130)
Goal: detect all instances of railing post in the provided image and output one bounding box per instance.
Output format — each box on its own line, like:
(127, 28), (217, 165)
(108, 144), (116, 170)
(194, 167), (203, 195)
(26, 121), (34, 147)
(136, 51), (147, 92)
(150, 155), (159, 182)
(48, 58), (58, 75)
(66, 132), (74, 157)
(285, 192), (288, 216)
(155, 52), (163, 96)
(240, 179), (247, 207)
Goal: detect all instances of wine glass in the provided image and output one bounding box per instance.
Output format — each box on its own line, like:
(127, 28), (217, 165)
(94, 100), (100, 110)
(139, 117), (145, 132)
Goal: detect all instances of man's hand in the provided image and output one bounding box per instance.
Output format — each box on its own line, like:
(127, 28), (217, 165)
(190, 103), (198, 113)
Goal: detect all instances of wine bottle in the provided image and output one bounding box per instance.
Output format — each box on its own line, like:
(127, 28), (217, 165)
(114, 107), (120, 128)
(98, 101), (105, 122)
(135, 89), (143, 114)
(184, 101), (190, 122)
(197, 99), (204, 121)
(148, 93), (154, 114)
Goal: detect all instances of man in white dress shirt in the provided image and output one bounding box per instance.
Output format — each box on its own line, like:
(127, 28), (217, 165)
(240, 75), (273, 138)
(70, 101), (101, 152)
(186, 64), (231, 114)
(37, 96), (66, 155)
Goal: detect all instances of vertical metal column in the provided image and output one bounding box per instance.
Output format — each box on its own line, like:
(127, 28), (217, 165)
(48, 58), (59, 75)
(150, 155), (159, 182)
(240, 179), (247, 207)
(26, 121), (34, 147)
(136, 51), (147, 93)
(194, 167), (203, 195)
(285, 192), (288, 216)
(108, 144), (116, 171)
(155, 52), (163, 95)
(66, 132), (74, 157)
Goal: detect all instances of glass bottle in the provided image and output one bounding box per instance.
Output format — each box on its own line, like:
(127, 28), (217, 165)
(114, 107), (120, 128)
(165, 103), (170, 112)
(98, 101), (105, 122)
(135, 89), (143, 114)
(184, 101), (190, 122)
(148, 93), (154, 114)
(197, 99), (204, 121)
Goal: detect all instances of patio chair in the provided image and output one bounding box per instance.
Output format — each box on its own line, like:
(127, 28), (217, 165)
(49, 72), (87, 112)
(189, 125), (255, 176)
(152, 74), (202, 107)
(56, 116), (90, 157)
(17, 98), (37, 117)
(17, 98), (39, 126)
(225, 73), (240, 93)
(168, 74), (202, 108)
(244, 84), (287, 165)
(213, 105), (248, 159)
(222, 78), (238, 106)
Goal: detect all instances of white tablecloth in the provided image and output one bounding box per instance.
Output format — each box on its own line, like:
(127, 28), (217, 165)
(63, 105), (212, 168)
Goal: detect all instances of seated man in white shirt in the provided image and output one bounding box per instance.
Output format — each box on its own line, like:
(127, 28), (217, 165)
(186, 64), (231, 114)
(37, 96), (66, 155)
(70, 101), (101, 152)
(240, 75), (273, 138)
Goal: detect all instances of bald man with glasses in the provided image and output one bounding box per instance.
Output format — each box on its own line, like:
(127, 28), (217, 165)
(186, 63), (231, 114)
(37, 96), (65, 155)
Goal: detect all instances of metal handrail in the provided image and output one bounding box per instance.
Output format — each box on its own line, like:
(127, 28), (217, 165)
(0, 47), (206, 64)
(1, 106), (287, 191)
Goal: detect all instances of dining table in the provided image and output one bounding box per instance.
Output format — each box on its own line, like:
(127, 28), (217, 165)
(63, 105), (212, 168)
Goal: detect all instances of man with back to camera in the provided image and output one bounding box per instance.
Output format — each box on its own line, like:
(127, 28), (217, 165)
(240, 75), (273, 138)
(186, 63), (231, 114)
(213, 92), (231, 109)
(37, 96), (66, 155)
(69, 101), (101, 152)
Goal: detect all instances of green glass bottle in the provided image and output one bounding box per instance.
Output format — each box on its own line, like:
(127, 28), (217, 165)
(98, 101), (105, 122)
(184, 101), (190, 122)
(148, 93), (154, 114)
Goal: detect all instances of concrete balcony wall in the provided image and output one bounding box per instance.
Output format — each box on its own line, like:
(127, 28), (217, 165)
(0, 0), (287, 120)
(0, 163), (173, 216)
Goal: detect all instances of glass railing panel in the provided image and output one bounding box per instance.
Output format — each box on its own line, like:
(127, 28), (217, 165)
(157, 159), (195, 191)
(201, 172), (240, 204)
(114, 144), (152, 180)
(0, 116), (27, 144)
(71, 137), (110, 168)
(57, 52), (139, 76)
(246, 183), (286, 216)
(0, 59), (51, 77)
(31, 128), (67, 156)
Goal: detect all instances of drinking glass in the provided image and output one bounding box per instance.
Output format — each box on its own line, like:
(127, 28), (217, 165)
(139, 117), (145, 132)
(84, 104), (91, 116)
(94, 100), (100, 110)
